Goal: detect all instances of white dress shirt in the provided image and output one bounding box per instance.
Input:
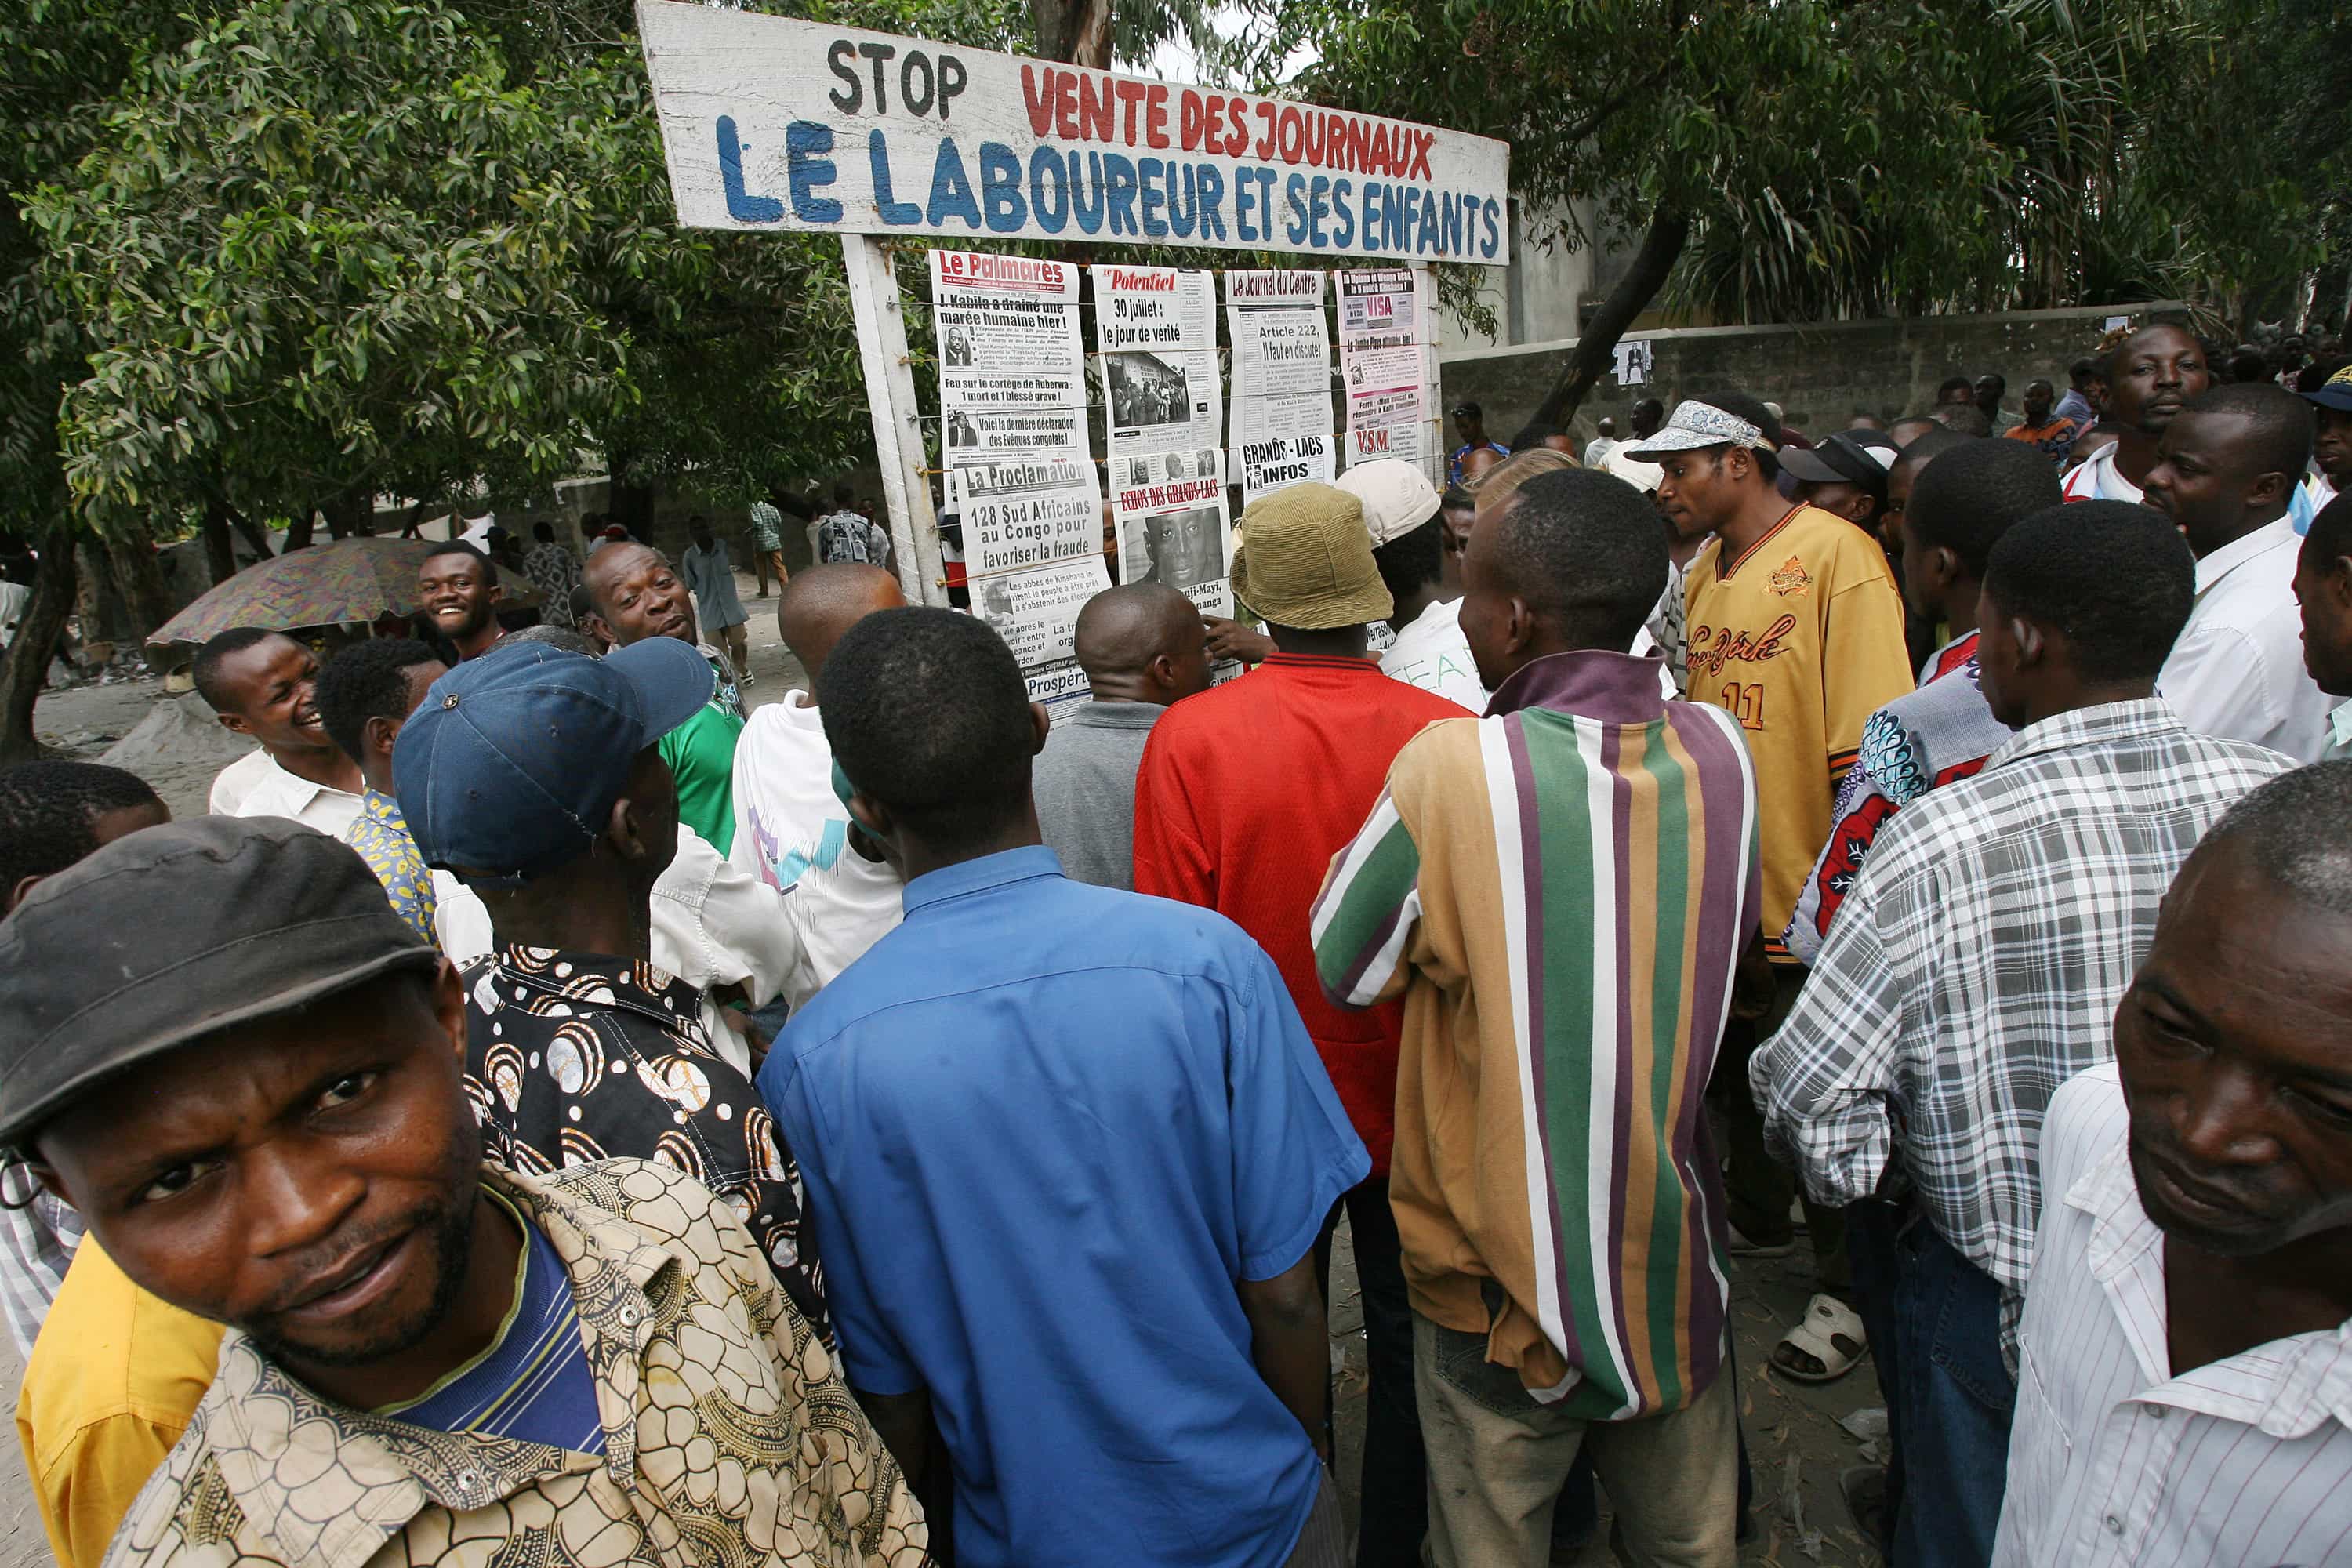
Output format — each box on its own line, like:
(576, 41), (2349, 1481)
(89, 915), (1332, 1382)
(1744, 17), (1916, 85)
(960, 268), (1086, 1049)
(1994, 1063), (2352, 1568)
(208, 747), (363, 836)
(2158, 515), (2333, 761)
(726, 689), (904, 1007)
(434, 823), (788, 1078)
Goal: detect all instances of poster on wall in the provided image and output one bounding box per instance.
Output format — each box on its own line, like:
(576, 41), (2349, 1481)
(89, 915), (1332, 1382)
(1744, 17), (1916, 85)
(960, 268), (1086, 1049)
(1337, 267), (1433, 478)
(1094, 264), (1222, 461)
(1109, 448), (1232, 620)
(637, 6), (1513, 263)
(1094, 264), (1215, 352)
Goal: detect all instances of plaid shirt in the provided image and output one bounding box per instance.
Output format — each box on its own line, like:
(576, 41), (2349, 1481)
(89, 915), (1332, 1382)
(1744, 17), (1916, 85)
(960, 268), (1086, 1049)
(1751, 700), (2290, 1351)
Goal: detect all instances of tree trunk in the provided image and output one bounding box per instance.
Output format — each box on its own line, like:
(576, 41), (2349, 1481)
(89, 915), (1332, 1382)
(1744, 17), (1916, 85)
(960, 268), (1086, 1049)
(605, 448), (658, 542)
(1030, 0), (1109, 66)
(103, 524), (176, 645)
(323, 486), (372, 540)
(200, 499), (236, 584)
(283, 507), (317, 551)
(1530, 205), (1690, 430)
(0, 540), (76, 766)
(229, 508), (273, 562)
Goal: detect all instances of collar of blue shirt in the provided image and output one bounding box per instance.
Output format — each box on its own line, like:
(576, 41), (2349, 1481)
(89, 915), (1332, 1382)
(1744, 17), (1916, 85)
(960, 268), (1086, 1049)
(1982, 695), (2178, 773)
(1485, 647), (1669, 723)
(901, 844), (1067, 920)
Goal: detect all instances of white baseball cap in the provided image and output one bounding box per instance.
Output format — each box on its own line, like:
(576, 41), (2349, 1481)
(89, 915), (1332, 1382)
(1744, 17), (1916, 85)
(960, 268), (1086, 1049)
(1335, 459), (1442, 547)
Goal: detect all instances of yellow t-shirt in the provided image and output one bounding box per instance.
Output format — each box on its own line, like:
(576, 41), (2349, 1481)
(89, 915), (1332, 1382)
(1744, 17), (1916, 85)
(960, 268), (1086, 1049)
(1686, 503), (1913, 962)
(14, 1240), (222, 1568)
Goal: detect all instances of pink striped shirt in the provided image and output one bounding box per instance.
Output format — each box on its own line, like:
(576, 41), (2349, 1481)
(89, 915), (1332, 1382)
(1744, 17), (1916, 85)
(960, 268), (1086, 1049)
(1994, 1064), (2352, 1567)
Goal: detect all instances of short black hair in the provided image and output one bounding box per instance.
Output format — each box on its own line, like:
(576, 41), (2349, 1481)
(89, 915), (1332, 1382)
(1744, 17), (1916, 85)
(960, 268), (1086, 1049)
(1934, 405), (1994, 438)
(1984, 500), (2195, 684)
(1691, 391), (1781, 481)
(532, 521), (555, 543)
(2228, 347), (2270, 386)
(1487, 469), (1668, 647)
(422, 539), (498, 589)
(0, 761), (162, 895)
(2180, 383), (2316, 486)
(833, 481), (855, 506)
(2070, 357), (2103, 384)
(818, 607), (1034, 851)
(313, 637), (442, 762)
(1373, 518), (1446, 602)
(1975, 372), (2006, 395)
(500, 624), (600, 656)
(1907, 438), (2063, 577)
(1896, 424), (1974, 466)
(2306, 494), (2352, 567)
(1937, 376), (1975, 401)
(2191, 762), (2352, 918)
(1440, 485), (1475, 514)
(191, 626), (287, 713)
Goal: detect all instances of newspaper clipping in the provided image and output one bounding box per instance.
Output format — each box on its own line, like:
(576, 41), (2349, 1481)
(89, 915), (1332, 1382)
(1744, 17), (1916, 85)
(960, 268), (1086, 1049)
(1226, 270), (1335, 506)
(1093, 264), (1215, 353)
(931, 250), (1087, 413)
(1101, 349), (1224, 457)
(971, 555), (1112, 670)
(1025, 659), (1094, 728)
(1109, 448), (1232, 620)
(1338, 268), (1433, 477)
(953, 456), (1102, 579)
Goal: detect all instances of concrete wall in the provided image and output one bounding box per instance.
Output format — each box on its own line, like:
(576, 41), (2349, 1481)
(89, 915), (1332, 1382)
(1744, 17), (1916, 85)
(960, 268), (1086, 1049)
(1440, 301), (2189, 445)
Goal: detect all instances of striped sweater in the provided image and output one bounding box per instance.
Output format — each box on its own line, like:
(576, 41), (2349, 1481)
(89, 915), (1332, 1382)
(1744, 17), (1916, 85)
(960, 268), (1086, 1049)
(1312, 649), (1760, 1417)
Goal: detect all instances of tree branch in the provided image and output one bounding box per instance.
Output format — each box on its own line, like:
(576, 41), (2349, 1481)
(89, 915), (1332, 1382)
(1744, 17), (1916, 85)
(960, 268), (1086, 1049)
(1530, 203), (1689, 430)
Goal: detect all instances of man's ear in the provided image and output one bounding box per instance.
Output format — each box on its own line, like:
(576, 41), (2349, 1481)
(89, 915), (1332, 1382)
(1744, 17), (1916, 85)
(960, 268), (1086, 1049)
(605, 791), (655, 863)
(217, 711), (253, 738)
(2010, 615), (2049, 671)
(582, 612), (613, 647)
(363, 713), (401, 766)
(22, 1158), (71, 1214)
(845, 791), (891, 839)
(1028, 701), (1051, 755)
(2327, 555), (2352, 610)
(2246, 470), (2288, 512)
(1505, 594), (1538, 660)
(429, 960), (467, 1061)
(5, 873), (42, 916)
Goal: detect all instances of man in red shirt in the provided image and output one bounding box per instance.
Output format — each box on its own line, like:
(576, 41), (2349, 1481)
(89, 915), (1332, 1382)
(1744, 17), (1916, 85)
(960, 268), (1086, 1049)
(1134, 481), (1468, 1566)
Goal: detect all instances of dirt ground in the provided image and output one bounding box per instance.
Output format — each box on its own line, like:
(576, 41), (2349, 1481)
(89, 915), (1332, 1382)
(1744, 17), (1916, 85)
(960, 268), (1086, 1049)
(12, 565), (1884, 1566)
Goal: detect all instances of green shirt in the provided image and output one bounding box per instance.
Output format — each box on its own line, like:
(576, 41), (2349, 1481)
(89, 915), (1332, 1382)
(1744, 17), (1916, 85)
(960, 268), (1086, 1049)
(662, 699), (743, 855)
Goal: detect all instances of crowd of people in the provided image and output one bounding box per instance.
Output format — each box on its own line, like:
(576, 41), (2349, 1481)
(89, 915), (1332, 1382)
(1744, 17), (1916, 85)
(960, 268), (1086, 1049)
(0, 319), (2347, 1568)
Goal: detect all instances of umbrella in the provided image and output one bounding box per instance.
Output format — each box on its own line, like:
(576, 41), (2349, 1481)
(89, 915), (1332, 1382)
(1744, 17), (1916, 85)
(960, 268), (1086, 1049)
(148, 536), (542, 648)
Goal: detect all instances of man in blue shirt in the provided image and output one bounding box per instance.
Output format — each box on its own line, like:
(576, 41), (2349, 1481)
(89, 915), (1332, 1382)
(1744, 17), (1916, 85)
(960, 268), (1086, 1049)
(758, 606), (1366, 1568)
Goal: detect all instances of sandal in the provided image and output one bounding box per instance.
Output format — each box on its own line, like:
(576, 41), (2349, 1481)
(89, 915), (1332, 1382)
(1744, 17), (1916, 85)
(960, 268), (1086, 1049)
(1771, 1292), (1868, 1383)
(1727, 1221), (1795, 1258)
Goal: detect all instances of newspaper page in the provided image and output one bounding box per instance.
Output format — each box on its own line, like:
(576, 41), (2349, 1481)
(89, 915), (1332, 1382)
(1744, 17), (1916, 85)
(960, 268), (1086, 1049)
(1338, 267), (1433, 475)
(931, 250), (1087, 413)
(952, 456), (1102, 579)
(1093, 264), (1215, 353)
(1226, 270), (1336, 506)
(1025, 659), (1093, 728)
(971, 555), (1111, 670)
(1109, 448), (1233, 622)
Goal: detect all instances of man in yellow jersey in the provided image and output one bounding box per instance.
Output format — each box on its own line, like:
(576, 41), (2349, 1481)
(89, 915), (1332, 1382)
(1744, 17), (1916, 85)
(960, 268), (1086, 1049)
(1630, 394), (1913, 1385)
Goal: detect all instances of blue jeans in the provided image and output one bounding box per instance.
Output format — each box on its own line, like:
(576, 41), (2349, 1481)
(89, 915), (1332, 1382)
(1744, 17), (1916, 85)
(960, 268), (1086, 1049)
(1889, 1220), (2015, 1568)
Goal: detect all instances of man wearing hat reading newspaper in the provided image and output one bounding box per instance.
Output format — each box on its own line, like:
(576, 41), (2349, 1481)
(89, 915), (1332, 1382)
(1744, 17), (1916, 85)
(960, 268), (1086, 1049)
(1135, 481), (1469, 1563)
(0, 815), (923, 1568)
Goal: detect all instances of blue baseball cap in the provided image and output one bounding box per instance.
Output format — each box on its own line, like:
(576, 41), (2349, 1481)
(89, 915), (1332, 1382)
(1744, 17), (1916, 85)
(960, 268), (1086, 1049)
(393, 637), (714, 885)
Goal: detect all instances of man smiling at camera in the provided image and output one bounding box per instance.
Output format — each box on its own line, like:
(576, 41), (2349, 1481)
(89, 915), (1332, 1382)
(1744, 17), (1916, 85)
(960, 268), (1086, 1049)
(0, 815), (925, 1568)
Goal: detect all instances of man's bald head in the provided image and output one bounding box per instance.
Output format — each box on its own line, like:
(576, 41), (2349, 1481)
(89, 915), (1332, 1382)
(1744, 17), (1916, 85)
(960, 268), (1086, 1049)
(776, 564), (905, 688)
(1072, 583), (1210, 706)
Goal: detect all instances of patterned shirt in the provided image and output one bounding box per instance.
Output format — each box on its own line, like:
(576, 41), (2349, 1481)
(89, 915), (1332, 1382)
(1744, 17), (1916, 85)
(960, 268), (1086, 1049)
(1312, 651), (1761, 1417)
(459, 946), (829, 1344)
(748, 501), (786, 554)
(1785, 633), (2010, 964)
(340, 789), (437, 944)
(0, 1179), (80, 1356)
(1753, 701), (2291, 1351)
(522, 542), (580, 628)
(1684, 503), (1912, 963)
(102, 1160), (925, 1568)
(2004, 416), (2083, 468)
(1992, 1065), (2352, 1568)
(815, 511), (891, 568)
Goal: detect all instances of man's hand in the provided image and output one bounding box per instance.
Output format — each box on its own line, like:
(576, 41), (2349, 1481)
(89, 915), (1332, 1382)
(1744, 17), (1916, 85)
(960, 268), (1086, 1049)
(1731, 931), (1778, 1022)
(1236, 1254), (1331, 1465)
(1203, 615), (1276, 665)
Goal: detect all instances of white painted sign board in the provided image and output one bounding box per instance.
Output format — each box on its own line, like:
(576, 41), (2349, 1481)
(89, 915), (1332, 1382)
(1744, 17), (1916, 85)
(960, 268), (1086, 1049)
(636, 1), (1512, 263)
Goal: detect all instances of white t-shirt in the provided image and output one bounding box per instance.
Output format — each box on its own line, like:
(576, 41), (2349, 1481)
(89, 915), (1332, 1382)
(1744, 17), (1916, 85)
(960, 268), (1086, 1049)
(1380, 598), (1487, 712)
(2060, 441), (2143, 504)
(727, 689), (905, 1007)
(434, 823), (788, 1078)
(209, 749), (364, 836)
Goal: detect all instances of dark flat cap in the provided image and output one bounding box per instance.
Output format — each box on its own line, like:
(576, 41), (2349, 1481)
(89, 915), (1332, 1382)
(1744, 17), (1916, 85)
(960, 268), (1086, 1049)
(0, 815), (437, 1144)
